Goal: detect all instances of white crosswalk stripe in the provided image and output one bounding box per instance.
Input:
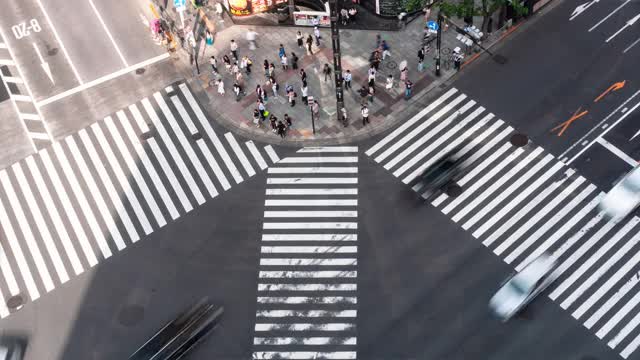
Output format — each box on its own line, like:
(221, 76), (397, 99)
(366, 87), (640, 359)
(0, 82), (279, 320)
(253, 148), (358, 360)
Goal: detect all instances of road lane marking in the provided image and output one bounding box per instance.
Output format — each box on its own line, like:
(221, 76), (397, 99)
(39, 149), (98, 267)
(265, 145), (280, 163)
(52, 142), (113, 260)
(252, 352), (356, 360)
(551, 218), (636, 301)
(265, 188), (357, 195)
(257, 284), (356, 291)
(33, 0), (83, 84)
(366, 88), (458, 156)
(255, 309), (356, 317)
(442, 147), (524, 215)
(375, 94), (469, 163)
(254, 323), (355, 331)
(265, 199), (357, 206)
(78, 129), (140, 243)
(37, 53), (169, 107)
(385, 102), (480, 170)
(297, 146), (358, 152)
(168, 95), (219, 198)
(268, 167), (357, 173)
(246, 141), (268, 170)
(432, 125), (511, 205)
(564, 98), (640, 164)
(484, 170), (578, 248)
(86, 0), (128, 67)
(473, 160), (563, 238)
(11, 162), (69, 284)
(624, 37), (640, 53)
(261, 234), (357, 241)
(264, 211), (357, 217)
(267, 177), (357, 184)
(561, 220), (640, 310)
(513, 193), (602, 270)
(253, 337), (356, 346)
(402, 113), (495, 183)
(225, 132), (255, 177)
(259, 258), (357, 266)
(589, 0), (631, 31)
(65, 136), (127, 251)
(90, 123), (154, 235)
(116, 111), (179, 220)
(178, 83), (244, 184)
(278, 157), (358, 163)
(129, 103), (193, 212)
(104, 116), (167, 227)
(0, 170), (54, 292)
(596, 137), (638, 166)
(144, 96), (205, 205)
(257, 297), (357, 304)
(263, 222), (358, 229)
(259, 271), (357, 278)
(0, 185), (40, 300)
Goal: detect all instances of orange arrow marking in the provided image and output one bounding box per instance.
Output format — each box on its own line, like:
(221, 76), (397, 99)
(594, 80), (626, 103)
(551, 107), (589, 137)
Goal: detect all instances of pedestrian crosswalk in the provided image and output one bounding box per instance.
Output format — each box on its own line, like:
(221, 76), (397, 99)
(367, 87), (640, 359)
(0, 82), (279, 318)
(253, 147), (358, 360)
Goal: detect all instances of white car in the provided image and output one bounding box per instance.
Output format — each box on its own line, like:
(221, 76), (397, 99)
(489, 253), (558, 321)
(599, 165), (640, 221)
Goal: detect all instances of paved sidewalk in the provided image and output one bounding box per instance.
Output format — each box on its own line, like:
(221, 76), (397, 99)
(188, 14), (519, 146)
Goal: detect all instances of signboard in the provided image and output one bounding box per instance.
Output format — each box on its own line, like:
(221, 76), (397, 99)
(174, 0), (187, 11)
(293, 13), (330, 27)
(228, 0), (287, 16)
(427, 20), (438, 31)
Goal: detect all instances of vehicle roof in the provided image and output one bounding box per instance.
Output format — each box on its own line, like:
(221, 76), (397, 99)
(515, 254), (555, 286)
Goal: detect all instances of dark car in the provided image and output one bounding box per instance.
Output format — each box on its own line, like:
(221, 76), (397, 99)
(417, 147), (467, 199)
(129, 298), (223, 360)
(0, 336), (27, 360)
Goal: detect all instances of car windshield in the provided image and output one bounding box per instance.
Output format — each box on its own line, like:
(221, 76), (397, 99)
(624, 174), (640, 193)
(507, 277), (531, 297)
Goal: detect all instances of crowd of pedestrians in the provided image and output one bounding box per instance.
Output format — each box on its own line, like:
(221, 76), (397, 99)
(209, 23), (429, 134)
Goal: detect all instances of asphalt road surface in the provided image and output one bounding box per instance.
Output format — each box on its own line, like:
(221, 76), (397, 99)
(453, 0), (640, 191)
(0, 0), (179, 164)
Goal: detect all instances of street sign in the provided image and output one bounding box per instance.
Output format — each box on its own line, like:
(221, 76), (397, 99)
(427, 20), (439, 31)
(174, 0), (186, 11)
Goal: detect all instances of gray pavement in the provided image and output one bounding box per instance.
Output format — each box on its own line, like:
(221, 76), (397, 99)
(191, 11), (512, 146)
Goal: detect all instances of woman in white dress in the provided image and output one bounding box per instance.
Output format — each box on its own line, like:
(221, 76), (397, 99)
(217, 79), (225, 96)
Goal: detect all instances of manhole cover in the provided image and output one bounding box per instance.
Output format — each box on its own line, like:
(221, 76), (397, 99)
(510, 133), (528, 147)
(47, 47), (59, 56)
(135, 68), (146, 75)
(7, 294), (24, 310)
(445, 184), (463, 197)
(192, 132), (202, 140)
(118, 304), (145, 327)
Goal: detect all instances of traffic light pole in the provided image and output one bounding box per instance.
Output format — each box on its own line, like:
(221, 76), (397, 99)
(435, 12), (442, 76)
(328, 0), (345, 123)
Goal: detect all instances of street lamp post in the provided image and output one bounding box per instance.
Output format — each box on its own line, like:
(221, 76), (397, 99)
(435, 11), (442, 76)
(328, 0), (345, 124)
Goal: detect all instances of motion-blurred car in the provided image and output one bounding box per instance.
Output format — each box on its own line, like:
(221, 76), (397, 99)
(129, 297), (223, 360)
(599, 165), (640, 221)
(0, 336), (26, 360)
(418, 146), (466, 199)
(489, 253), (558, 322)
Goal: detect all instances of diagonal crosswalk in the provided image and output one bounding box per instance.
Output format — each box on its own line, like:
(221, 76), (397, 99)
(0, 82), (280, 319)
(253, 147), (358, 360)
(367, 87), (640, 359)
